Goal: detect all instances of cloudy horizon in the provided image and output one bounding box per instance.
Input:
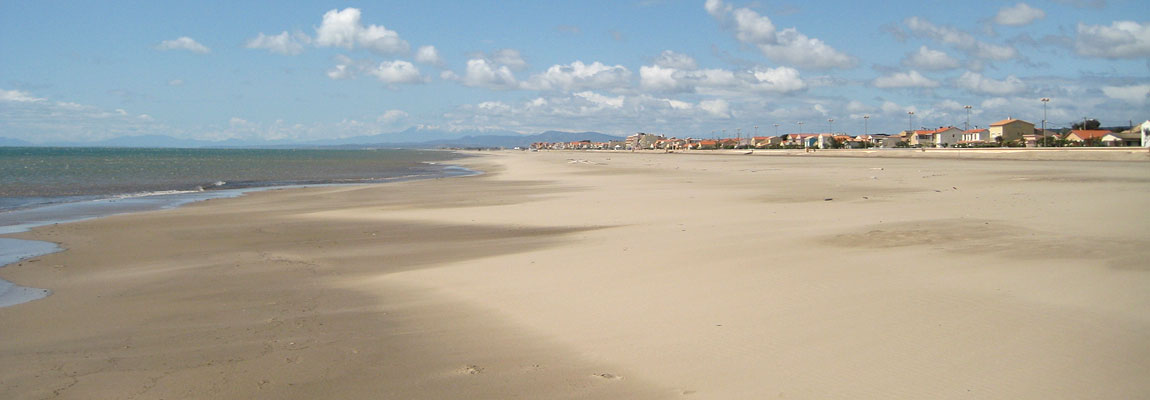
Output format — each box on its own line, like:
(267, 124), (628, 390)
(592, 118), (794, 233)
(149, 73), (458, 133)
(2, 0), (1147, 144)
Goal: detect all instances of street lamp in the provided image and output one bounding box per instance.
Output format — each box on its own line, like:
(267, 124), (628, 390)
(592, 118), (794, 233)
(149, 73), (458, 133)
(863, 115), (870, 136)
(907, 111), (915, 132)
(798, 121), (804, 134)
(828, 118), (834, 134)
(964, 105), (972, 132)
(773, 123), (780, 136)
(1041, 98), (1050, 146)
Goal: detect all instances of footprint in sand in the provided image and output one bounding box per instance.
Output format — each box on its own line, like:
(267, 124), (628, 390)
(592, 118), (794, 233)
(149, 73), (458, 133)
(461, 365), (484, 375)
(592, 373), (622, 380)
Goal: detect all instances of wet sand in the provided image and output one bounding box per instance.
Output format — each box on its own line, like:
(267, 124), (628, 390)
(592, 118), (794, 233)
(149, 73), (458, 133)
(2, 150), (1148, 399)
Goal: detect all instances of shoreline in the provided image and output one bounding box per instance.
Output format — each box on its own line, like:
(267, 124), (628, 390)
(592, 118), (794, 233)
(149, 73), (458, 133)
(0, 162), (482, 308)
(2, 151), (1148, 398)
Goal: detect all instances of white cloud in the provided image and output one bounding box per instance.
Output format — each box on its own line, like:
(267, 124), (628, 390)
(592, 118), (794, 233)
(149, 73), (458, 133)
(994, 3), (1046, 26)
(1101, 84), (1150, 104)
(639, 62), (805, 95)
(246, 31), (310, 55)
(327, 64), (353, 80)
(759, 28), (858, 69)
(956, 71), (1026, 95)
(1075, 21), (1150, 59)
(749, 66), (806, 93)
(704, 0), (729, 17)
(0, 89), (45, 103)
(522, 61), (632, 92)
(846, 100), (873, 113)
(377, 109), (409, 123)
(904, 17), (1018, 61)
(415, 45), (443, 65)
(460, 58), (519, 89)
(653, 50), (698, 70)
(902, 46), (960, 70)
(168, 79), (184, 86)
(640, 65), (690, 93)
(706, 0), (855, 69)
(156, 37), (210, 54)
(732, 7), (775, 44)
(872, 70), (939, 88)
(574, 91), (625, 108)
(491, 49), (528, 70)
(368, 61), (426, 85)
(699, 99), (731, 118)
(314, 8), (409, 55)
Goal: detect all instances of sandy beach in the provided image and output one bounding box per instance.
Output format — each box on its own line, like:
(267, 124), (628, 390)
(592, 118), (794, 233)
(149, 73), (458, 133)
(2, 149), (1149, 399)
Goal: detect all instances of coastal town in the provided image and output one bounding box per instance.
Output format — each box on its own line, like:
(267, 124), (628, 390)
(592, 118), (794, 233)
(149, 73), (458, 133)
(532, 118), (1150, 151)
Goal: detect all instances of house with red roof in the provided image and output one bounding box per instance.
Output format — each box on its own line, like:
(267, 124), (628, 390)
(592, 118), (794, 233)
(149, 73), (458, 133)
(1064, 129), (1110, 145)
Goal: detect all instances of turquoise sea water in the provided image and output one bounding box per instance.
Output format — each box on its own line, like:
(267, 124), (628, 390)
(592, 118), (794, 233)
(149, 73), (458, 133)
(0, 147), (472, 307)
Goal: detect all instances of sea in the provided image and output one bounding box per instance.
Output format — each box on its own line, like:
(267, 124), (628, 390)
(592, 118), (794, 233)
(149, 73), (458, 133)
(0, 147), (476, 307)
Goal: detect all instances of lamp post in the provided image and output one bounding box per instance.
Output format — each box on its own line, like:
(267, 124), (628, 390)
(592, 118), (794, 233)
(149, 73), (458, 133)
(1040, 98), (1050, 146)
(773, 123), (780, 136)
(964, 105), (972, 132)
(798, 121), (804, 134)
(907, 111), (915, 146)
(863, 115), (870, 136)
(828, 118), (834, 134)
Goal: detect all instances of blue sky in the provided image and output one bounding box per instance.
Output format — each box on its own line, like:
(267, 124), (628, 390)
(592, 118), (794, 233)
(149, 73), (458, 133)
(1, 0), (1147, 143)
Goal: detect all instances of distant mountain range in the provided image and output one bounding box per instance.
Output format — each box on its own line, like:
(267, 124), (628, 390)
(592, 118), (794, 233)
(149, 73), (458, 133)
(0, 128), (624, 149)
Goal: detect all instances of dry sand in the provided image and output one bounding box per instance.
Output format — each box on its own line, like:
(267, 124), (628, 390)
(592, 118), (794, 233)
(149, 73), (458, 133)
(2, 150), (1149, 399)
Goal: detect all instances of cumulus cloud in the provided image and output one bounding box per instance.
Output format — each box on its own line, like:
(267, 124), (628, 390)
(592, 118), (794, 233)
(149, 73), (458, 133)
(1101, 84), (1150, 104)
(521, 61), (632, 92)
(956, 71), (1026, 95)
(460, 58), (520, 89)
(314, 8), (409, 55)
(699, 99), (731, 118)
(653, 50), (698, 70)
(706, 0), (856, 69)
(574, 91), (625, 108)
(732, 7), (776, 44)
(0, 89), (46, 103)
(377, 109), (409, 123)
(760, 28), (858, 69)
(1075, 21), (1150, 59)
(994, 3), (1046, 26)
(639, 63), (805, 95)
(904, 17), (1018, 61)
(902, 46), (960, 70)
(245, 31), (310, 55)
(491, 49), (528, 70)
(414, 45), (443, 65)
(368, 60), (426, 85)
(872, 70), (940, 88)
(156, 37), (210, 54)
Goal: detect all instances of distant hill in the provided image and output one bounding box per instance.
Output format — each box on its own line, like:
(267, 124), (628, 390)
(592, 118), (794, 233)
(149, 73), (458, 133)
(12, 129), (622, 149)
(379, 130), (623, 149)
(0, 137), (32, 147)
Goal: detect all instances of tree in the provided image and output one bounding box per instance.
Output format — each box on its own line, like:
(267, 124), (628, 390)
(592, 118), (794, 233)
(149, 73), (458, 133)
(1072, 119), (1101, 130)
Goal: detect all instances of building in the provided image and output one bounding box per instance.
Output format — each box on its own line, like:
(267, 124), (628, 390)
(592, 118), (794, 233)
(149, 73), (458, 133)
(1100, 131), (1141, 147)
(1064, 129), (1110, 145)
(959, 128), (991, 145)
(927, 127), (962, 147)
(752, 136), (782, 148)
(904, 130), (935, 147)
(626, 132), (662, 149)
(988, 118), (1035, 143)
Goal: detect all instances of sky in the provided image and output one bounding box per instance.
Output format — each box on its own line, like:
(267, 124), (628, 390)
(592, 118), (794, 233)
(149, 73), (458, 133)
(1, 0), (1148, 144)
